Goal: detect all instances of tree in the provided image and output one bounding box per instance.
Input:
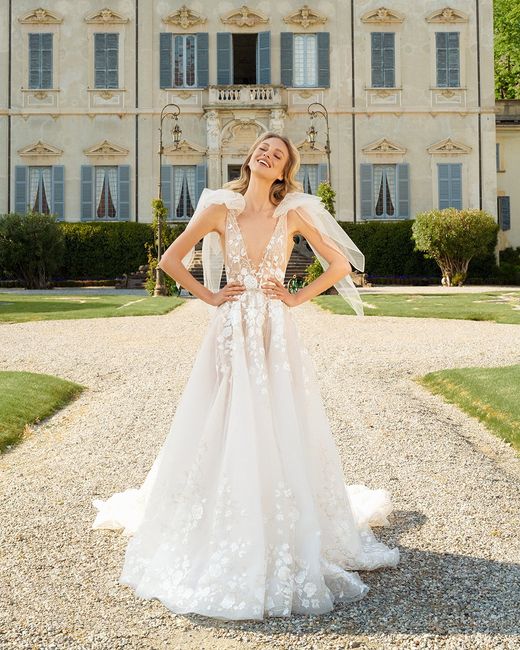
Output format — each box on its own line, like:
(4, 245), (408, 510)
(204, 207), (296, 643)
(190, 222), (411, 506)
(0, 211), (65, 289)
(411, 208), (498, 286)
(494, 0), (520, 99)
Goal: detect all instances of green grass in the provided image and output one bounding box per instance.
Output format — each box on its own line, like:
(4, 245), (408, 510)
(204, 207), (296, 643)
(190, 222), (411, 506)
(313, 291), (520, 324)
(0, 371), (86, 453)
(0, 293), (185, 323)
(416, 365), (520, 453)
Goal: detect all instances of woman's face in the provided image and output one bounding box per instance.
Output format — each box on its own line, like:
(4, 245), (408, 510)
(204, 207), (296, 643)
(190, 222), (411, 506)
(248, 137), (289, 183)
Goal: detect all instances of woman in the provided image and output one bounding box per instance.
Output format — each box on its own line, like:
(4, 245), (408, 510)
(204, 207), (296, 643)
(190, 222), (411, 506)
(92, 132), (400, 621)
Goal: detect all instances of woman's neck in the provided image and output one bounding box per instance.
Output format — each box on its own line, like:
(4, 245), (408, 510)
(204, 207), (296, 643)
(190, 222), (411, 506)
(242, 174), (276, 212)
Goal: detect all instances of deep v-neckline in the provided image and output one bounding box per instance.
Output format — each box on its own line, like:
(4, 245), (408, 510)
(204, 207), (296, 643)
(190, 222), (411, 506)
(230, 209), (283, 274)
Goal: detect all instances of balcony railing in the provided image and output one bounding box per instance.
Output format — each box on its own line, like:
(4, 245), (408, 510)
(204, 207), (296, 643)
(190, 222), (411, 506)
(208, 85), (283, 106)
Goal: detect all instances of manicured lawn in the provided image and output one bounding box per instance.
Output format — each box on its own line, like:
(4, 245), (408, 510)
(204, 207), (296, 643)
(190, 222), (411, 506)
(313, 291), (520, 324)
(417, 365), (520, 453)
(0, 293), (185, 323)
(0, 371), (85, 453)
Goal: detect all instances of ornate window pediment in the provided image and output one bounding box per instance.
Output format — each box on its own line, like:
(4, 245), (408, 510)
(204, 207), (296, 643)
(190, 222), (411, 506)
(362, 138), (406, 155)
(163, 139), (207, 156)
(18, 140), (63, 157)
(283, 5), (327, 28)
(426, 7), (468, 23)
(84, 8), (129, 24)
(427, 138), (471, 154)
(163, 5), (206, 28)
(18, 8), (63, 24)
(295, 139), (326, 154)
(221, 5), (269, 27)
(84, 140), (129, 156)
(361, 7), (405, 24)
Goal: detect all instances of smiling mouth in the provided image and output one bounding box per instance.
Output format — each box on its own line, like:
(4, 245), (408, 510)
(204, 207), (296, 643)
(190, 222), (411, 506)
(257, 159), (270, 168)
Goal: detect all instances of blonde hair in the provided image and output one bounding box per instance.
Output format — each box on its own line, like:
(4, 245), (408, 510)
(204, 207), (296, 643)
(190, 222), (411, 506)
(223, 131), (303, 205)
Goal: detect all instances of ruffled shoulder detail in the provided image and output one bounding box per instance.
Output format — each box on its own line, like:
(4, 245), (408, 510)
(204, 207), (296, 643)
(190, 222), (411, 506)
(196, 188), (245, 215)
(273, 191), (323, 218)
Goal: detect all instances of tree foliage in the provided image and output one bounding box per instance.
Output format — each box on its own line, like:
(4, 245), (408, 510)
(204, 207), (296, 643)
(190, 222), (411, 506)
(494, 0), (520, 99)
(411, 208), (498, 286)
(0, 211), (65, 289)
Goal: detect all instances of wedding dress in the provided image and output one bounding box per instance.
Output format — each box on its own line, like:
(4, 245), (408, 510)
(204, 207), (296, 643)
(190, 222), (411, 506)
(91, 188), (400, 621)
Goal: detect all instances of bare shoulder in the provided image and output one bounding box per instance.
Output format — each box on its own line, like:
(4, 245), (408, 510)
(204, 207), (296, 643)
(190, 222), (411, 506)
(286, 208), (305, 238)
(195, 202), (228, 237)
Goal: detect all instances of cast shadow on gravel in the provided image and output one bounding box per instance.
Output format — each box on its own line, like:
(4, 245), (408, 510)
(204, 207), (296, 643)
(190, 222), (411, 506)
(174, 510), (519, 642)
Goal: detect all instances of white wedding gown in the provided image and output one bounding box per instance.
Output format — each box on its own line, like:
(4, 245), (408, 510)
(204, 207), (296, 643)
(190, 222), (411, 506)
(92, 190), (400, 621)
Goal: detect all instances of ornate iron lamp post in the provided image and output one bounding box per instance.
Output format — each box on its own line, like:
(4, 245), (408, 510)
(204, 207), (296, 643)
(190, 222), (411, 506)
(155, 103), (182, 296)
(306, 102), (331, 183)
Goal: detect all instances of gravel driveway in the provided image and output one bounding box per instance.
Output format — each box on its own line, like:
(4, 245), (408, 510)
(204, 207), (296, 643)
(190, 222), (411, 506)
(1, 298), (519, 650)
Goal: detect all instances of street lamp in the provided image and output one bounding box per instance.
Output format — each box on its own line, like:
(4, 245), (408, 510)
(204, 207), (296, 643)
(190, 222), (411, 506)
(155, 103), (182, 297)
(306, 102), (331, 183)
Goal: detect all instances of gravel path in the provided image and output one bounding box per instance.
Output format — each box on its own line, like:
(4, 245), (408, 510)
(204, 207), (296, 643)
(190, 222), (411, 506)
(1, 299), (519, 650)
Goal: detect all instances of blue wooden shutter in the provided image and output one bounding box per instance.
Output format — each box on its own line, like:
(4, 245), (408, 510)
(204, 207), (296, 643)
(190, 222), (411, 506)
(360, 164), (373, 218)
(447, 32), (460, 87)
(29, 33), (52, 89)
(436, 32), (459, 87)
(15, 166), (28, 213)
(118, 165), (130, 220)
(372, 33), (395, 87)
(383, 32), (395, 87)
(450, 163), (462, 208)
(256, 31), (271, 84)
(438, 163), (462, 209)
(80, 165), (94, 220)
(317, 32), (330, 87)
(280, 32), (293, 87)
(106, 33), (119, 88)
(496, 142), (500, 171)
(41, 33), (52, 88)
(195, 163), (207, 203)
(396, 163), (409, 218)
(317, 162), (328, 185)
(436, 32), (447, 87)
(94, 33), (105, 88)
(29, 34), (40, 88)
(51, 165), (64, 219)
(438, 163), (450, 208)
(217, 32), (232, 85)
(94, 33), (118, 88)
(371, 33), (383, 87)
(161, 165), (172, 219)
(498, 196), (511, 231)
(160, 33), (172, 88)
(196, 33), (209, 87)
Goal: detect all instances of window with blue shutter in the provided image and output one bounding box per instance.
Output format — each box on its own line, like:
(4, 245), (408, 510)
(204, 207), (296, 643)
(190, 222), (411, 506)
(436, 32), (460, 88)
(371, 32), (395, 88)
(280, 32), (294, 87)
(217, 32), (233, 85)
(81, 166), (131, 220)
(317, 32), (330, 88)
(438, 163), (462, 209)
(161, 166), (198, 220)
(296, 164), (319, 194)
(286, 32), (329, 88)
(160, 33), (207, 88)
(497, 196), (511, 231)
(94, 33), (119, 89)
(14, 165), (64, 218)
(29, 33), (53, 89)
(360, 164), (409, 218)
(293, 34), (317, 87)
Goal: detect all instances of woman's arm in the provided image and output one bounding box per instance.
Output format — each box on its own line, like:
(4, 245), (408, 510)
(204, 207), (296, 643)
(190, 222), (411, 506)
(157, 203), (227, 303)
(263, 208), (352, 307)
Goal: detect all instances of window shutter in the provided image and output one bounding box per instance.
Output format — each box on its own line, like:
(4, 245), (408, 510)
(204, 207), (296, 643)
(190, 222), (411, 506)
(15, 166), (28, 214)
(160, 33), (172, 88)
(447, 32), (460, 87)
(106, 33), (119, 89)
(81, 166), (94, 221)
(317, 32), (330, 87)
(396, 163), (409, 218)
(383, 32), (395, 87)
(360, 164), (373, 218)
(117, 165), (131, 220)
(161, 165), (172, 219)
(41, 33), (53, 88)
(436, 32), (447, 87)
(51, 165), (64, 220)
(371, 33), (383, 87)
(438, 163), (450, 208)
(256, 31), (271, 84)
(217, 32), (232, 85)
(195, 163), (207, 203)
(94, 33), (106, 88)
(317, 162), (328, 186)
(496, 142), (500, 171)
(196, 33), (209, 87)
(280, 32), (293, 87)
(450, 163), (462, 208)
(498, 196), (511, 231)
(29, 34), (40, 88)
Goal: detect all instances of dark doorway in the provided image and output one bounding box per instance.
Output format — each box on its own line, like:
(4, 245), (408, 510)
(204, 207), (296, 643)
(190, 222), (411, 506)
(227, 165), (242, 182)
(232, 34), (257, 84)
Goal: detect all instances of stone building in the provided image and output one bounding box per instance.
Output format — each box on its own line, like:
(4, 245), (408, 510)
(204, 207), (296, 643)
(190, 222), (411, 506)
(1, 2), (514, 248)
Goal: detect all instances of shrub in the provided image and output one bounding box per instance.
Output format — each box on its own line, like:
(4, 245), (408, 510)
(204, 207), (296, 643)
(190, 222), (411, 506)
(0, 211), (65, 289)
(411, 208), (499, 286)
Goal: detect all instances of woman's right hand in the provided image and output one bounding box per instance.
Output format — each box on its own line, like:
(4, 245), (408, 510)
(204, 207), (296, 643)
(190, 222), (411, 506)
(208, 281), (246, 307)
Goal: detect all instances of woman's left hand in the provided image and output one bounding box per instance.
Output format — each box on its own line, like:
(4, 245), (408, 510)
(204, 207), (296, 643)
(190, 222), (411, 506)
(261, 277), (299, 307)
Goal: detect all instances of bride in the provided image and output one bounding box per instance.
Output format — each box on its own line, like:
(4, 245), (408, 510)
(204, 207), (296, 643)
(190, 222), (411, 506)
(92, 132), (400, 621)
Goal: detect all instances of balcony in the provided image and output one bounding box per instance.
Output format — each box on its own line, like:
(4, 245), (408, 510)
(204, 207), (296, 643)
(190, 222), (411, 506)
(207, 85), (283, 107)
